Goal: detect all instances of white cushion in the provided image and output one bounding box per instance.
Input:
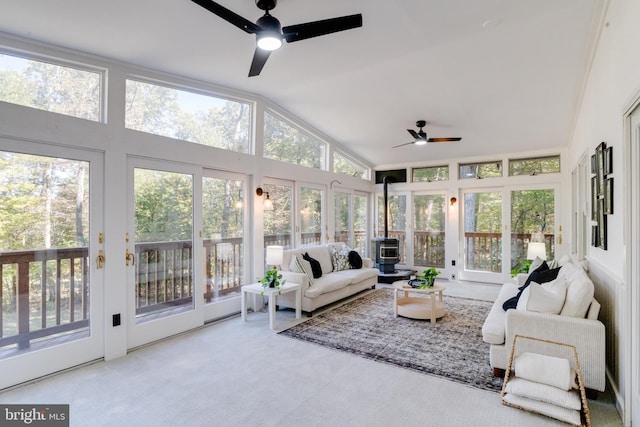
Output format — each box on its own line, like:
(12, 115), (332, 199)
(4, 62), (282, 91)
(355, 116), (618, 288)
(516, 279), (567, 315)
(502, 393), (581, 426)
(304, 246), (334, 274)
(505, 377), (582, 410)
(289, 255), (314, 286)
(586, 299), (601, 320)
(482, 282), (518, 345)
(560, 269), (595, 318)
(528, 256), (545, 273)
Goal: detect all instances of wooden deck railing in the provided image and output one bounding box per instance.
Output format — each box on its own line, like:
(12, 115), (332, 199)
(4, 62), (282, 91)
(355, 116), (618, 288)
(0, 247), (89, 350)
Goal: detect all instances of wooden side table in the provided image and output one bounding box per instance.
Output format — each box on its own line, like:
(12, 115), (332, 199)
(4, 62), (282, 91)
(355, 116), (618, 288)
(241, 282), (301, 330)
(393, 280), (446, 322)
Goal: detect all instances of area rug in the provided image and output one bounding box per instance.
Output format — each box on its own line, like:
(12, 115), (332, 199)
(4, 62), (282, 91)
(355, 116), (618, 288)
(278, 288), (503, 393)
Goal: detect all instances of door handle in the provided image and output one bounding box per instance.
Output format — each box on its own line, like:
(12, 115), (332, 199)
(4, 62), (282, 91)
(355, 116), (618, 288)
(125, 248), (135, 266)
(96, 250), (105, 269)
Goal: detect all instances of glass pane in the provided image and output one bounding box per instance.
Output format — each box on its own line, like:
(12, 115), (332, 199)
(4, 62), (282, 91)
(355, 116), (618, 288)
(0, 53), (101, 121)
(334, 151), (369, 180)
(125, 80), (250, 153)
(509, 156), (561, 176)
(412, 166), (449, 182)
(0, 152), (90, 357)
(263, 111), (326, 169)
(354, 194), (368, 255)
(459, 161), (503, 179)
(203, 176), (244, 304)
(377, 194), (407, 264)
(510, 189), (555, 275)
(334, 192), (350, 244)
(299, 187), (322, 246)
(134, 168), (194, 321)
(264, 184), (293, 249)
(413, 194), (446, 267)
(463, 192), (502, 272)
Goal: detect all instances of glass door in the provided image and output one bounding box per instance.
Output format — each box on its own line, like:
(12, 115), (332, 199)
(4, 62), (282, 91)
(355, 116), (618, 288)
(263, 180), (294, 250)
(460, 189), (505, 282)
(127, 158), (202, 349)
(202, 170), (247, 320)
(413, 193), (446, 269)
(297, 184), (324, 247)
(0, 141), (104, 388)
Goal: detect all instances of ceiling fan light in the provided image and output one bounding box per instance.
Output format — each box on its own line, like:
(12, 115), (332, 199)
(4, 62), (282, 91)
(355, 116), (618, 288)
(415, 139), (427, 146)
(257, 32), (282, 50)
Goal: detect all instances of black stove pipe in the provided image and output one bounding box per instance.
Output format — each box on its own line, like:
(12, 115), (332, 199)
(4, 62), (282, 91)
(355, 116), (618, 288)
(383, 175), (389, 239)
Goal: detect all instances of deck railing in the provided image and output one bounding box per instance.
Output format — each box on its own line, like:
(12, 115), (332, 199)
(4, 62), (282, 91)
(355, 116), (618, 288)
(0, 247), (89, 350)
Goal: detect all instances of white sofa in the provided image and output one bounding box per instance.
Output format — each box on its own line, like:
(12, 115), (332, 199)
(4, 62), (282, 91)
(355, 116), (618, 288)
(481, 257), (606, 394)
(276, 243), (379, 316)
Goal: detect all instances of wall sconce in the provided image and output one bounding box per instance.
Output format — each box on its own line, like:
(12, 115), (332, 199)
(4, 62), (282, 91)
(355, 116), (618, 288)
(450, 197), (457, 206)
(256, 187), (274, 211)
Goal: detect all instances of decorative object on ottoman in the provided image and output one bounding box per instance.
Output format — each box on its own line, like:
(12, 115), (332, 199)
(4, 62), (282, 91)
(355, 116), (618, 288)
(501, 335), (591, 427)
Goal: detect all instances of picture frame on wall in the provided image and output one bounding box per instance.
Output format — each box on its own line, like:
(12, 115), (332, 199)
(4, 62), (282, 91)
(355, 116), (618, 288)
(591, 154), (597, 174)
(605, 178), (614, 214)
(597, 198), (607, 250)
(591, 175), (598, 221)
(592, 225), (599, 247)
(604, 146), (613, 176)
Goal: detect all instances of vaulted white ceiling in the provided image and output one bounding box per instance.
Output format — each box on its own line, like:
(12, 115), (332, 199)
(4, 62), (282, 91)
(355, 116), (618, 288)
(0, 0), (605, 168)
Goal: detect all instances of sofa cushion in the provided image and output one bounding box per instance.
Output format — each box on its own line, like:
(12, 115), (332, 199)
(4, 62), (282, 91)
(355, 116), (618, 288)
(289, 255), (314, 285)
(483, 282), (518, 344)
(348, 250), (363, 269)
(560, 269), (594, 318)
(332, 267), (378, 284)
(303, 274), (351, 298)
(516, 278), (567, 315)
(303, 252), (322, 278)
(304, 246), (334, 274)
(331, 246), (351, 271)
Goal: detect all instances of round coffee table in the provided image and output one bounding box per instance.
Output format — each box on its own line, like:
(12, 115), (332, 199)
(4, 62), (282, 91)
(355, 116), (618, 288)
(393, 280), (446, 322)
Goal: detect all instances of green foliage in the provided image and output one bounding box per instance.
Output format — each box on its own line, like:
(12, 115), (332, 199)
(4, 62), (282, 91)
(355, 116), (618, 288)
(258, 268), (286, 294)
(264, 112), (325, 169)
(419, 267), (441, 288)
(333, 152), (367, 179)
(412, 166), (449, 182)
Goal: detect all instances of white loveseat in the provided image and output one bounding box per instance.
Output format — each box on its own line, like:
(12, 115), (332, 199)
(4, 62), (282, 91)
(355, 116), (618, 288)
(276, 244), (379, 316)
(481, 257), (606, 394)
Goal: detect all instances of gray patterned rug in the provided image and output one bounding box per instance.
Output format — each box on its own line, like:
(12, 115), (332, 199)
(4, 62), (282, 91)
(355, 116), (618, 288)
(279, 288), (503, 393)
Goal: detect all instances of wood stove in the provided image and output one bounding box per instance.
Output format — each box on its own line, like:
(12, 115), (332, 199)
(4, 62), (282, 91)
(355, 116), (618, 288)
(374, 175), (400, 273)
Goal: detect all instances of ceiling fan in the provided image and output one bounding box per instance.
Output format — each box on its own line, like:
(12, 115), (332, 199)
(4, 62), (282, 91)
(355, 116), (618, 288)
(393, 120), (462, 148)
(190, 0), (363, 77)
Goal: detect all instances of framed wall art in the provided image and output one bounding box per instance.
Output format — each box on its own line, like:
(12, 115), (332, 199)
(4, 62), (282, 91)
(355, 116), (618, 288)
(590, 141), (613, 249)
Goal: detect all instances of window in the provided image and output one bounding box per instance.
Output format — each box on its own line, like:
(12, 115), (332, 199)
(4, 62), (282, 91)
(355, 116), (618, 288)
(413, 194), (446, 267)
(509, 155), (560, 176)
(459, 161), (503, 179)
(0, 52), (101, 121)
(263, 111), (326, 169)
(125, 79), (250, 153)
(412, 165), (449, 182)
(334, 192), (368, 254)
(334, 151), (370, 180)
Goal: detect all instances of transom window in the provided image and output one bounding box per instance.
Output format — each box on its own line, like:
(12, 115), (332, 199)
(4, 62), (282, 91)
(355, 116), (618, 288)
(333, 151), (370, 180)
(0, 52), (102, 121)
(412, 165), (449, 182)
(125, 79), (250, 153)
(509, 155), (561, 176)
(459, 161), (503, 179)
(263, 111), (326, 170)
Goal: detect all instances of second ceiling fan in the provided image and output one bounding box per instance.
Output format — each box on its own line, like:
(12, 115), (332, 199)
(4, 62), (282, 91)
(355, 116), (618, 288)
(191, 0), (363, 77)
(393, 120), (462, 148)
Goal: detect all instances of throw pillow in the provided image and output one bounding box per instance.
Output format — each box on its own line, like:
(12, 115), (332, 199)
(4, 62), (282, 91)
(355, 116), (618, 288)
(348, 250), (363, 269)
(520, 264), (559, 290)
(516, 279), (567, 314)
(528, 256), (545, 274)
(302, 252), (322, 278)
(331, 247), (351, 271)
(289, 254), (314, 285)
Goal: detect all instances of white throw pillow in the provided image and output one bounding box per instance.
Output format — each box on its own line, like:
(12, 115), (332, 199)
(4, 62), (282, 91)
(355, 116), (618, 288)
(528, 256), (545, 273)
(560, 270), (595, 318)
(289, 254), (314, 286)
(516, 279), (567, 315)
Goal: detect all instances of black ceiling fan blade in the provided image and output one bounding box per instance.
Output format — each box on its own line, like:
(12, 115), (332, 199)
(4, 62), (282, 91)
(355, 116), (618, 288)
(428, 137), (462, 143)
(248, 48), (271, 77)
(392, 141), (415, 148)
(191, 0), (261, 34)
(282, 14), (362, 43)
(407, 129), (420, 139)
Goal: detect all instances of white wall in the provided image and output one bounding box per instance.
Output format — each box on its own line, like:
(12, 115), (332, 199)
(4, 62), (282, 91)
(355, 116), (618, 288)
(567, 0), (640, 418)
